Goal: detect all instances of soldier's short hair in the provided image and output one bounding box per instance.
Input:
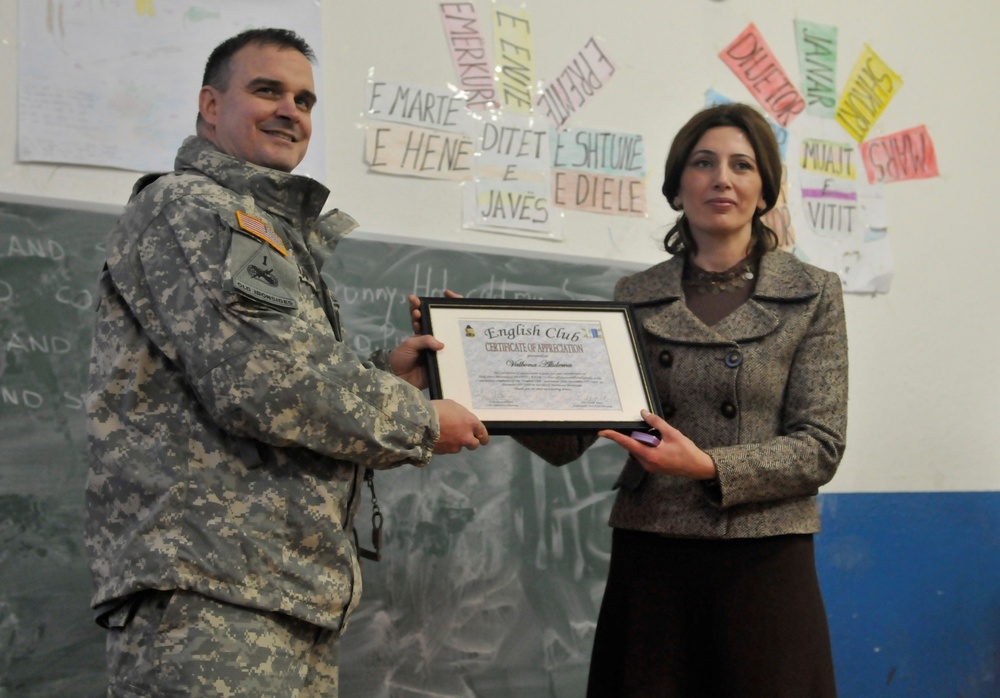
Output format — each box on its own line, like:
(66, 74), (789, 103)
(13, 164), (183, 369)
(202, 28), (315, 91)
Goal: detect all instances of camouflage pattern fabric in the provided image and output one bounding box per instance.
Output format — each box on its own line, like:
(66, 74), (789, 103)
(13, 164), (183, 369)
(105, 590), (338, 697)
(85, 136), (440, 637)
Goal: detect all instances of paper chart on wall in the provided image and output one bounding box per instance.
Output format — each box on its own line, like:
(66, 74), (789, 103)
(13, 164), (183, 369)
(716, 19), (940, 294)
(360, 3), (647, 242)
(16, 0), (325, 180)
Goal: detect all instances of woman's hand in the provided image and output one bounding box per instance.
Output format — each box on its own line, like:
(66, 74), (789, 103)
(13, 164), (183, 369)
(598, 409), (717, 480)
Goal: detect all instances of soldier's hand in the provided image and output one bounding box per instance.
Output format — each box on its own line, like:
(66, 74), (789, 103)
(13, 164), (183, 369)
(431, 399), (489, 454)
(388, 334), (443, 389)
(408, 291), (463, 335)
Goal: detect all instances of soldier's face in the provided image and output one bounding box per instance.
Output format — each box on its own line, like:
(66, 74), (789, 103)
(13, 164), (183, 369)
(200, 43), (316, 173)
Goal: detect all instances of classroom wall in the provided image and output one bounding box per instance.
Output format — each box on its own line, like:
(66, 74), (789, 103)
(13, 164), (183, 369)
(1, 0), (998, 696)
(3, 0), (999, 494)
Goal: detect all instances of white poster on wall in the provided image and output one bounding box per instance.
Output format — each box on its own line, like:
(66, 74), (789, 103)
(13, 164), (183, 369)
(17, 0), (325, 180)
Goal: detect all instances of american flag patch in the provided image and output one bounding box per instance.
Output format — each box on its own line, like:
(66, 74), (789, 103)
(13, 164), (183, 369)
(236, 211), (288, 256)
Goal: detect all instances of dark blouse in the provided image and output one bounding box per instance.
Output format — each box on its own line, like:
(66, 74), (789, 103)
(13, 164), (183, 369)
(682, 254), (760, 326)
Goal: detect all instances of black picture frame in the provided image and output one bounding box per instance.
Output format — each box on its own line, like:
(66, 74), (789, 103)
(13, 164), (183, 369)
(419, 297), (661, 434)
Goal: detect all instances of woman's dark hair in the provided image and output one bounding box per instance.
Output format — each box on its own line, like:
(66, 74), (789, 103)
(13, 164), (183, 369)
(660, 103), (782, 256)
(202, 28), (315, 90)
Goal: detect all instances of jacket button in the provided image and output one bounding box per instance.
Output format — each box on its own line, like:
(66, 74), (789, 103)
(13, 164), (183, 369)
(725, 349), (742, 368)
(721, 401), (737, 419)
(662, 404), (676, 419)
(658, 350), (673, 368)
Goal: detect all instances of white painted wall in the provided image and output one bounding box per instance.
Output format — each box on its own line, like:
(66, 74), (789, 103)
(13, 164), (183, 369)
(2, 0), (998, 492)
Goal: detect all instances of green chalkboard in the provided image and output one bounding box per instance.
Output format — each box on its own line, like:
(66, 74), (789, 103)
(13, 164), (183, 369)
(0, 201), (108, 698)
(0, 199), (641, 697)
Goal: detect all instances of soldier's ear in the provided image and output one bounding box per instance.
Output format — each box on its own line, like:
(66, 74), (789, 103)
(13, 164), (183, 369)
(199, 85), (220, 127)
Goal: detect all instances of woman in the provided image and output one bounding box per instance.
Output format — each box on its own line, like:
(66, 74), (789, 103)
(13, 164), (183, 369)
(412, 102), (846, 697)
(582, 102), (847, 697)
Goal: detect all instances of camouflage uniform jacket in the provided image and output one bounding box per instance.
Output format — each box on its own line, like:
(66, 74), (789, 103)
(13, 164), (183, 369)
(85, 136), (440, 633)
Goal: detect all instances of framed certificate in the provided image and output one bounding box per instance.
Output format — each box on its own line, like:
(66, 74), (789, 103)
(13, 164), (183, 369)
(419, 297), (662, 434)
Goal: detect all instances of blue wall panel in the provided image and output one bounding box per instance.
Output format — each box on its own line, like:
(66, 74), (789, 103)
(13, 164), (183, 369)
(818, 493), (1000, 697)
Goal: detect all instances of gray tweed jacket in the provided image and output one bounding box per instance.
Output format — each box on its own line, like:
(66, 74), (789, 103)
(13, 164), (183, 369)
(613, 248), (848, 538)
(521, 249), (848, 539)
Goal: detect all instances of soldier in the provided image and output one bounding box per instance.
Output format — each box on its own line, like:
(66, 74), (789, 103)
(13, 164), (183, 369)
(84, 28), (489, 697)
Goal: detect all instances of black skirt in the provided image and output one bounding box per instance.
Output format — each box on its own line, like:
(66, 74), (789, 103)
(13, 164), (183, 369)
(586, 529), (837, 698)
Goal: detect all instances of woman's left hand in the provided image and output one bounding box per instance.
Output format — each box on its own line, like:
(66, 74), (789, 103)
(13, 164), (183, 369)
(598, 409), (717, 480)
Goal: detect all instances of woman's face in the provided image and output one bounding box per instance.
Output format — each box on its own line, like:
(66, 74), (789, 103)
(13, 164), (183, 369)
(673, 126), (765, 246)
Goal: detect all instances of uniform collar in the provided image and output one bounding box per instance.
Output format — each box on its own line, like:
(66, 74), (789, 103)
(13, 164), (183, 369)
(174, 136), (332, 234)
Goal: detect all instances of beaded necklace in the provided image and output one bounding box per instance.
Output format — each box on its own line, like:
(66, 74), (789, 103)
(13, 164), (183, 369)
(683, 255), (757, 295)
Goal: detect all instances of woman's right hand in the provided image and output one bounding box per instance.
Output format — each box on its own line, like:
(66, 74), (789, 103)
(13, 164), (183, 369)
(598, 409), (717, 481)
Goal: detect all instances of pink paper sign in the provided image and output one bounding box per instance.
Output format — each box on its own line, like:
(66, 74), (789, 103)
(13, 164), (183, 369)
(860, 125), (939, 184)
(536, 38), (617, 128)
(720, 24), (806, 127)
(440, 2), (497, 110)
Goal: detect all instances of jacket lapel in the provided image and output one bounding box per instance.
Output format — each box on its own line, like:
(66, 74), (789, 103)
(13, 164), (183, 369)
(618, 250), (821, 344)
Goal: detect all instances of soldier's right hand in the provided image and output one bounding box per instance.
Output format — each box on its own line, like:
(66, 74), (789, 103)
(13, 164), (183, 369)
(431, 399), (489, 454)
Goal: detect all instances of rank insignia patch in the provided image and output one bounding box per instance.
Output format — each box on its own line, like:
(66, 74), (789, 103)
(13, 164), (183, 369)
(236, 210), (288, 256)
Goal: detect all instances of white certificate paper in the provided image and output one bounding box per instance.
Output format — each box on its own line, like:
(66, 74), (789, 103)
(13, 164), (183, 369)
(459, 318), (622, 411)
(421, 299), (660, 432)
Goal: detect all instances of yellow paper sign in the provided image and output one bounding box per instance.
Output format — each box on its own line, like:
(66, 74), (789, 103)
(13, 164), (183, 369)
(835, 45), (903, 142)
(492, 7), (536, 113)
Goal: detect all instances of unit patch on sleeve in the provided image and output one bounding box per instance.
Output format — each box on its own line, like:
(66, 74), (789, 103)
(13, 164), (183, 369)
(229, 225), (299, 310)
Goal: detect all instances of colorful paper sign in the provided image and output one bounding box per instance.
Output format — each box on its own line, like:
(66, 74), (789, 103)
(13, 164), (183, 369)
(794, 20), (838, 118)
(720, 24), (806, 127)
(800, 138), (857, 180)
(439, 2), (497, 109)
(464, 180), (554, 235)
(492, 6), (536, 113)
(552, 171), (646, 217)
(800, 174), (859, 238)
(535, 38), (616, 128)
(860, 125), (939, 184)
(551, 128), (646, 177)
(365, 123), (475, 180)
(365, 80), (477, 134)
(475, 114), (550, 181)
(835, 44), (904, 142)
